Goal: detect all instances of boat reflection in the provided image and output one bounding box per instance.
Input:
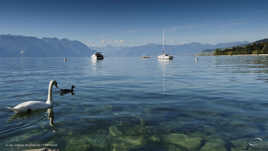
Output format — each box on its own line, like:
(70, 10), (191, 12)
(91, 57), (101, 64)
(158, 60), (171, 95)
(91, 57), (103, 72)
(194, 56), (199, 63)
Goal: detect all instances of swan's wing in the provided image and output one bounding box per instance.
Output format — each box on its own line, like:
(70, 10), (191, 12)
(13, 101), (49, 112)
(13, 101), (41, 109)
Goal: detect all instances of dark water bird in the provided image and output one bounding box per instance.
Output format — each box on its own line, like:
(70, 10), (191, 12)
(60, 85), (75, 96)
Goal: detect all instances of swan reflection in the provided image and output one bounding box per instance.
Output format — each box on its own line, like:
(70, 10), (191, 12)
(8, 107), (56, 132)
(47, 108), (56, 132)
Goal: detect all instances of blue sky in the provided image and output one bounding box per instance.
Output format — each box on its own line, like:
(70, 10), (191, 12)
(0, 0), (268, 46)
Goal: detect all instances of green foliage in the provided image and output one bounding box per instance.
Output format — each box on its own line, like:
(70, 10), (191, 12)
(262, 44), (268, 53)
(212, 40), (268, 55)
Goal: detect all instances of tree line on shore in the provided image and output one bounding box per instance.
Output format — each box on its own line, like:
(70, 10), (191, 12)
(213, 39), (268, 55)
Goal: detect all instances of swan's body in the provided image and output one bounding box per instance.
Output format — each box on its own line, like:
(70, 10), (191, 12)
(8, 80), (58, 113)
(9, 101), (51, 113)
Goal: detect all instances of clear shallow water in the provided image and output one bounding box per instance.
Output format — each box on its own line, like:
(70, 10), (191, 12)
(1, 56), (268, 151)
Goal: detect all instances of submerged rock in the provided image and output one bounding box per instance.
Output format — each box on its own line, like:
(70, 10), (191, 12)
(231, 138), (268, 151)
(231, 138), (253, 151)
(150, 136), (160, 143)
(200, 138), (226, 151)
(108, 119), (147, 151)
(162, 133), (202, 151)
(64, 134), (108, 151)
(109, 126), (123, 137)
(111, 135), (145, 151)
(165, 144), (185, 151)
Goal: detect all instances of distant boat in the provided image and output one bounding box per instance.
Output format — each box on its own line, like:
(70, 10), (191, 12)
(64, 57), (67, 62)
(20, 50), (24, 56)
(194, 56), (198, 63)
(158, 53), (173, 60)
(91, 52), (104, 60)
(141, 56), (151, 59)
(158, 31), (173, 60)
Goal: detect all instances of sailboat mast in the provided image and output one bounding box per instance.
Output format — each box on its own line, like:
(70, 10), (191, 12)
(162, 30), (165, 53)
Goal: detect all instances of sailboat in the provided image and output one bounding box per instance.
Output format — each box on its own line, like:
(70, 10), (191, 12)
(158, 31), (173, 60)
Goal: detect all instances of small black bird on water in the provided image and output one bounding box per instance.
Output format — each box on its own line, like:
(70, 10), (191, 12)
(60, 85), (75, 96)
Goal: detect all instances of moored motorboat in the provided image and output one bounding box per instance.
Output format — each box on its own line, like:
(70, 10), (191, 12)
(91, 52), (104, 60)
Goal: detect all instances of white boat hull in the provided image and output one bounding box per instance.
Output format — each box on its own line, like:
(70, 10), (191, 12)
(91, 55), (97, 60)
(158, 54), (173, 60)
(91, 53), (104, 60)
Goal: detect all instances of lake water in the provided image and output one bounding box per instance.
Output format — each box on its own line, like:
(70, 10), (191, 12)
(1, 56), (268, 151)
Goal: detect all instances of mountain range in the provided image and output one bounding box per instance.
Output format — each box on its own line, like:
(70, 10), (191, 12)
(0, 34), (91, 57)
(100, 41), (249, 56)
(0, 34), (249, 57)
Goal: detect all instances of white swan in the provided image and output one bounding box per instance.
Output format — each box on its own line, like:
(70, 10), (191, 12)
(8, 80), (58, 113)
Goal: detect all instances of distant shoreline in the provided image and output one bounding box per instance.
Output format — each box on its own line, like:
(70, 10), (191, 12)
(228, 54), (268, 56)
(200, 54), (268, 56)
(198, 39), (268, 56)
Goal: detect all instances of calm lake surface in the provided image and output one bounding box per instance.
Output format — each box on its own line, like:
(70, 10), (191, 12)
(1, 56), (268, 151)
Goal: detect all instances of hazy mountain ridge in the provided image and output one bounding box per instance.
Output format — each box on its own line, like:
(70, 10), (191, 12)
(101, 41), (249, 56)
(0, 34), (250, 57)
(0, 34), (91, 57)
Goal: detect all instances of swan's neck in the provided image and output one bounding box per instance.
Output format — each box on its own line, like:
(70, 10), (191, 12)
(46, 82), (54, 105)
